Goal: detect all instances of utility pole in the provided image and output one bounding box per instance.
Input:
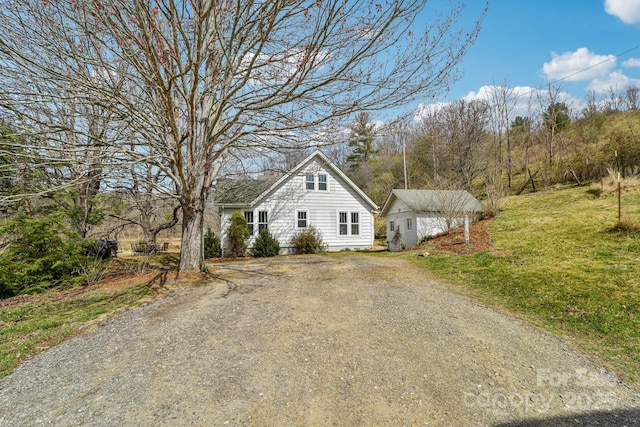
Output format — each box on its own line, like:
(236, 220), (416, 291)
(402, 133), (408, 190)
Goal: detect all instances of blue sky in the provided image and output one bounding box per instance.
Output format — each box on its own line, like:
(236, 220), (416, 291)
(438, 0), (640, 107)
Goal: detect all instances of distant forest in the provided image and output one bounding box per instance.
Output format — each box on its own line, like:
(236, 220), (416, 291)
(335, 86), (640, 214)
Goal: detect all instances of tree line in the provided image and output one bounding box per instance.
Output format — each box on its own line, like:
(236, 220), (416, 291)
(344, 84), (640, 219)
(0, 0), (486, 275)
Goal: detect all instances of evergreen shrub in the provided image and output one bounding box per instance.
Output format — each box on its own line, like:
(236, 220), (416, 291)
(204, 227), (222, 258)
(0, 215), (87, 297)
(252, 229), (280, 257)
(226, 211), (250, 257)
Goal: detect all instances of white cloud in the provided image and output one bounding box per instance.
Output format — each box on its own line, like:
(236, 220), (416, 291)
(542, 48), (616, 81)
(414, 101), (450, 121)
(622, 58), (640, 67)
(587, 70), (640, 93)
(415, 85), (583, 124)
(461, 85), (538, 103)
(605, 0), (640, 24)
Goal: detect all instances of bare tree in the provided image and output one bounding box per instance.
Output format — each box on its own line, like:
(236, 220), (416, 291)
(1, 0), (487, 271)
(623, 86), (640, 111)
(107, 156), (181, 247)
(417, 179), (483, 234)
(433, 99), (491, 190)
(604, 85), (622, 113)
(0, 81), (127, 236)
(489, 79), (518, 188)
(582, 90), (601, 119)
(537, 85), (572, 170)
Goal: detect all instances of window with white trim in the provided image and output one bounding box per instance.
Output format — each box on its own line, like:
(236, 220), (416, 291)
(258, 210), (268, 232)
(338, 211), (348, 235)
(318, 174), (327, 191)
(305, 174), (315, 190)
(351, 212), (360, 235)
(338, 211), (360, 236)
(244, 211), (254, 235)
(304, 173), (328, 191)
(406, 218), (413, 231)
(390, 221), (395, 232)
(296, 210), (308, 228)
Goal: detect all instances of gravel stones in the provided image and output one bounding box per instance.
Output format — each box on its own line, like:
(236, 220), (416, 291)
(1, 255), (638, 426)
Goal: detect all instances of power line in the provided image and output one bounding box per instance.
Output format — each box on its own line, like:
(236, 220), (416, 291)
(550, 43), (640, 85)
(494, 43), (640, 103)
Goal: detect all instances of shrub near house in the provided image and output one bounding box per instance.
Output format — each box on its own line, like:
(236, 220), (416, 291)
(290, 226), (326, 254)
(252, 229), (280, 257)
(226, 212), (250, 257)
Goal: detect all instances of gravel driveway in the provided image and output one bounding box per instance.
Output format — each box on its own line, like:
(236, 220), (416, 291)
(1, 255), (638, 426)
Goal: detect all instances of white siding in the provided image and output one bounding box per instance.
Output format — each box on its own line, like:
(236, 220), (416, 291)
(384, 197), (415, 251)
(254, 158), (374, 252)
(220, 157), (375, 255)
(416, 214), (447, 242)
(384, 198), (460, 250)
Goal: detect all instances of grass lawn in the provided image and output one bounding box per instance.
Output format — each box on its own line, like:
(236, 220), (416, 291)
(0, 271), (159, 378)
(407, 183), (640, 382)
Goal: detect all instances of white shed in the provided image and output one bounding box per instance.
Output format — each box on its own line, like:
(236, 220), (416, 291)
(379, 189), (485, 251)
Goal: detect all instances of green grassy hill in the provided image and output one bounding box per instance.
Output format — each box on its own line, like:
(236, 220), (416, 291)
(412, 181), (640, 382)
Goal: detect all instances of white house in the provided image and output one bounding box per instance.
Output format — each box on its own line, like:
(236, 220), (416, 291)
(215, 150), (379, 255)
(379, 189), (485, 251)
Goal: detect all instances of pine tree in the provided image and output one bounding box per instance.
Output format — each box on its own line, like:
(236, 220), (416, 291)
(346, 112), (378, 169)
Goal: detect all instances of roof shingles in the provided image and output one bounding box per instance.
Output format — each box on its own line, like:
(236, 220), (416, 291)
(214, 177), (278, 205)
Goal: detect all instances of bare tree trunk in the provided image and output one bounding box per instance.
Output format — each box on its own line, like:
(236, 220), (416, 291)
(179, 199), (205, 272)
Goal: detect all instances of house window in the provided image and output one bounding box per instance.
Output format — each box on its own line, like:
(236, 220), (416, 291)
(318, 174), (327, 191)
(406, 218), (413, 231)
(339, 211), (348, 235)
(305, 174), (315, 190)
(258, 210), (268, 232)
(297, 210), (308, 228)
(338, 211), (360, 236)
(390, 221), (395, 232)
(305, 173), (328, 191)
(244, 211), (254, 235)
(351, 212), (359, 235)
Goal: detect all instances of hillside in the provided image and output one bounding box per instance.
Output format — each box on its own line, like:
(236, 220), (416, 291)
(413, 181), (640, 382)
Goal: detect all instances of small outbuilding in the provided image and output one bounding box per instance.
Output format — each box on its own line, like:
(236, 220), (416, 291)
(379, 189), (485, 251)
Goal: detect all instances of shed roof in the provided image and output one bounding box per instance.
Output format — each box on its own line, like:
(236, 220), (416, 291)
(379, 189), (485, 217)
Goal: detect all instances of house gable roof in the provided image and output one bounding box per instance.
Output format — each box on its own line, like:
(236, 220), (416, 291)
(214, 177), (278, 206)
(379, 189), (485, 217)
(216, 150), (378, 211)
